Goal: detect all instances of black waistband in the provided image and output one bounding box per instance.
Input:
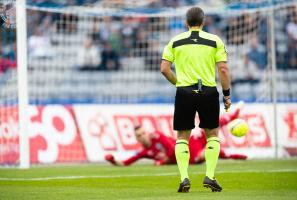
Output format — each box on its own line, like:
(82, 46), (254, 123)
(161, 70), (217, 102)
(177, 84), (217, 94)
(178, 84), (216, 89)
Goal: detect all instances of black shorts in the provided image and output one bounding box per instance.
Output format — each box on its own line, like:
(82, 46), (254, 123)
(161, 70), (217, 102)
(173, 85), (220, 130)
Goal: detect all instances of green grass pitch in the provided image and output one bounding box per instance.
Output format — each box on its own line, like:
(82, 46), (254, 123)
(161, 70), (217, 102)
(0, 159), (297, 200)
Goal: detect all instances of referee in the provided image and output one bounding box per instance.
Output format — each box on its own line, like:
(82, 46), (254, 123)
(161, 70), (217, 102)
(161, 7), (231, 193)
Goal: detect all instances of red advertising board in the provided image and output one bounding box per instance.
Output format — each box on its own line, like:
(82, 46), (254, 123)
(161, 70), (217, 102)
(0, 104), (296, 164)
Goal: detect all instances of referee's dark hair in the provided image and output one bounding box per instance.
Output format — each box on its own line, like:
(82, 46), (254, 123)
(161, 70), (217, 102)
(186, 7), (204, 27)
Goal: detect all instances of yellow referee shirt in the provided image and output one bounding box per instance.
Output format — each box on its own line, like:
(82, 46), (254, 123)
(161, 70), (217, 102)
(162, 28), (227, 87)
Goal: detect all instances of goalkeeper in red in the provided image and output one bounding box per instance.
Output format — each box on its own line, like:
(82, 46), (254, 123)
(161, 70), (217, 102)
(105, 104), (246, 166)
(160, 7), (231, 192)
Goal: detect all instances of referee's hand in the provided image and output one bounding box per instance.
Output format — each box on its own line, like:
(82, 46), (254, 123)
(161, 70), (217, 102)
(223, 96), (231, 112)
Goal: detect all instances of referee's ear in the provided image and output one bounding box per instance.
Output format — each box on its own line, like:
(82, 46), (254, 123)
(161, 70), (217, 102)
(201, 21), (204, 29)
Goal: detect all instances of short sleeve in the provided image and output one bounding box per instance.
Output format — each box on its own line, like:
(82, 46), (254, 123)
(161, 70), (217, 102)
(215, 37), (227, 62)
(162, 40), (174, 63)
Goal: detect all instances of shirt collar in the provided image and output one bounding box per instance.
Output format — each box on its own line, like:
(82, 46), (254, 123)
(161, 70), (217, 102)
(189, 27), (201, 31)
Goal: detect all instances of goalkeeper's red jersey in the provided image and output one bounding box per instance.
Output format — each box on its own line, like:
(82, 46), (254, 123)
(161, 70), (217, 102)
(122, 110), (244, 165)
(122, 130), (208, 165)
(123, 131), (176, 166)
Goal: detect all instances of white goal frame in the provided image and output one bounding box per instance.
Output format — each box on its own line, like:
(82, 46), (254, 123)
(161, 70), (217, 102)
(16, 0), (29, 169)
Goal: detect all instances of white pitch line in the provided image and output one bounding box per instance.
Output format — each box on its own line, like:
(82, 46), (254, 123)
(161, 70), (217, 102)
(0, 169), (296, 181)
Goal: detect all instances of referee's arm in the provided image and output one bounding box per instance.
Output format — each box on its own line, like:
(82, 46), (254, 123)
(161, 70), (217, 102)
(216, 37), (231, 110)
(217, 62), (230, 92)
(161, 40), (176, 85)
(217, 61), (231, 110)
(160, 60), (176, 85)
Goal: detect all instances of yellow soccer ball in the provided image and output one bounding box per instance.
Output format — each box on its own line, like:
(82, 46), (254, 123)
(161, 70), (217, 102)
(227, 119), (249, 137)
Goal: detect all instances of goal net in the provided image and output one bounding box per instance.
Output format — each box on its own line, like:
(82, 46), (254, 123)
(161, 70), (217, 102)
(1, 0), (296, 167)
(0, 0), (19, 166)
(23, 1), (297, 104)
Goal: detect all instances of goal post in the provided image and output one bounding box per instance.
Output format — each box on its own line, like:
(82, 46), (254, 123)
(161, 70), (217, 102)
(16, 0), (29, 168)
(268, 0), (278, 158)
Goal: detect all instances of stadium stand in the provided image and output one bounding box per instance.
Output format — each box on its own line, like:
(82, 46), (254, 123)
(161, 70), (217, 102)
(1, 0), (297, 104)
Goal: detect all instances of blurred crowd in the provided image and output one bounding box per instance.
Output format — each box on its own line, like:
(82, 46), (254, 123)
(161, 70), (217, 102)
(26, 0), (214, 8)
(26, 11), (168, 71)
(22, 4), (297, 73)
(0, 2), (16, 73)
(0, 1), (296, 103)
(0, 29), (16, 73)
(1, 1), (297, 83)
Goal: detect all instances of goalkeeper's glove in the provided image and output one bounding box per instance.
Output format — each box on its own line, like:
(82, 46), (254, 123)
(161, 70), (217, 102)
(105, 154), (116, 165)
